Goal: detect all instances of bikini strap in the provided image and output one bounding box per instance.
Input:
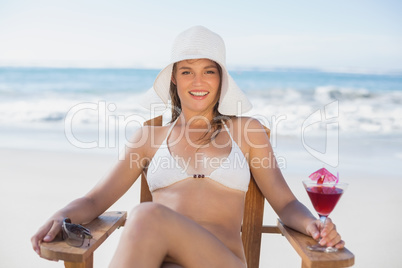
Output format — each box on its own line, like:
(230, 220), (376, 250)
(164, 119), (178, 141)
(222, 120), (234, 141)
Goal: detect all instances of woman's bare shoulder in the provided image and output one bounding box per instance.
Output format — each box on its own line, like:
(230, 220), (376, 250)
(229, 116), (267, 136)
(126, 124), (171, 157)
(227, 116), (268, 152)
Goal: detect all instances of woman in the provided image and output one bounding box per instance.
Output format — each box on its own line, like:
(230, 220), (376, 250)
(31, 26), (344, 268)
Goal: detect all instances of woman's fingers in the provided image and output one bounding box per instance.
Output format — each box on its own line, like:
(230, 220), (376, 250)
(31, 218), (63, 256)
(335, 239), (345, 249)
(44, 219), (63, 241)
(305, 219), (322, 240)
(320, 218), (344, 248)
(306, 217), (345, 249)
(31, 222), (52, 255)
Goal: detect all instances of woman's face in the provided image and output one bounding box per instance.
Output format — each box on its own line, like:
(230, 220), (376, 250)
(172, 59), (221, 116)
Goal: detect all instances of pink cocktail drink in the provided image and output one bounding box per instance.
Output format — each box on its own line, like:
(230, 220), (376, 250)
(303, 179), (348, 253)
(306, 186), (343, 217)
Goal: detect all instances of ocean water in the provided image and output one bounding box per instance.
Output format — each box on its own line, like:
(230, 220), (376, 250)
(0, 67), (401, 154)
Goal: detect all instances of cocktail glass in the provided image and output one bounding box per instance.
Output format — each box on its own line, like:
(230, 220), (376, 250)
(303, 180), (348, 253)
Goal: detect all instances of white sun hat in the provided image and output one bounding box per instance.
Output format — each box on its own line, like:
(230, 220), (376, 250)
(144, 25), (252, 116)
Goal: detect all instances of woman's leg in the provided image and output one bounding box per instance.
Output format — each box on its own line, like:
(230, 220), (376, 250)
(109, 202), (245, 268)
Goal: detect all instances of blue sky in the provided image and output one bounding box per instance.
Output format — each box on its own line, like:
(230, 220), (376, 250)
(0, 0), (401, 71)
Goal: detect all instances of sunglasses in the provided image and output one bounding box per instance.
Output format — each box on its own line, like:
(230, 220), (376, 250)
(62, 218), (93, 247)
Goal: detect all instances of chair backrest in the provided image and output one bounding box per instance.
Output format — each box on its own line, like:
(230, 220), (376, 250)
(140, 116), (268, 267)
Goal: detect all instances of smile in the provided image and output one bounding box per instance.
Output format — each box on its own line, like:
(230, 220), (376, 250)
(189, 91), (209, 97)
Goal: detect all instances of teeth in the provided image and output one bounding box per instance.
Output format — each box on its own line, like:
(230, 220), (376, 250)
(190, 91), (208, 96)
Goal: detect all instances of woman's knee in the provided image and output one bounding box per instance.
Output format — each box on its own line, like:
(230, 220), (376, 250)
(126, 202), (169, 232)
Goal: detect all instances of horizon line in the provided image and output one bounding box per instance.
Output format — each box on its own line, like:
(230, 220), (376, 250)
(0, 61), (401, 76)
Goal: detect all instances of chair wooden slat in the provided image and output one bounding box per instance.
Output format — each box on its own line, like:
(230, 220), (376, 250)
(241, 124), (271, 268)
(261, 225), (281, 234)
(242, 176), (265, 268)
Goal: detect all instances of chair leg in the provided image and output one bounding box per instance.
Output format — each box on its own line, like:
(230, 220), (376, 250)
(64, 253), (94, 268)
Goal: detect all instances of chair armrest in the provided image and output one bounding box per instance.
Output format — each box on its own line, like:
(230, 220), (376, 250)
(276, 220), (354, 268)
(40, 211), (127, 263)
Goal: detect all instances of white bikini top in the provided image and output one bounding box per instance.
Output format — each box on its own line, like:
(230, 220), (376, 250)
(146, 120), (250, 193)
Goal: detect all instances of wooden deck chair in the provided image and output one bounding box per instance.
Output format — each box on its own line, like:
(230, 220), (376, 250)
(40, 115), (355, 268)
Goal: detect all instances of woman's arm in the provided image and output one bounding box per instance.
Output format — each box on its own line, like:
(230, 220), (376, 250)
(31, 126), (153, 256)
(241, 118), (344, 248)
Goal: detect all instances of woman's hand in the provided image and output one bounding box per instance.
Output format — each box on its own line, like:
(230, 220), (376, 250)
(31, 215), (64, 257)
(306, 217), (345, 249)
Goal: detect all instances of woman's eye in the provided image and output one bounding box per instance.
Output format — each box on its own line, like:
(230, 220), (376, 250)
(206, 70), (215, 74)
(181, 71), (191, 75)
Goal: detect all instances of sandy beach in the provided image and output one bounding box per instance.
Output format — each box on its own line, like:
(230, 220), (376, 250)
(1, 133), (401, 267)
